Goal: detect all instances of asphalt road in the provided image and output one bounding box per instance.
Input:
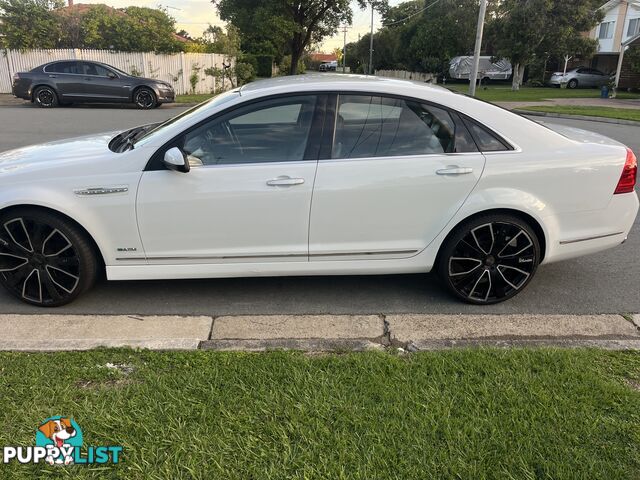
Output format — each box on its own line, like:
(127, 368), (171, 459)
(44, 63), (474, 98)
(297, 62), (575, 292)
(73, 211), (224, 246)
(0, 102), (638, 315)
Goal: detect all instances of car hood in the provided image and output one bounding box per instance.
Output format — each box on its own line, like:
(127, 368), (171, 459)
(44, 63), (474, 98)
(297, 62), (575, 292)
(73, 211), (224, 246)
(0, 132), (118, 175)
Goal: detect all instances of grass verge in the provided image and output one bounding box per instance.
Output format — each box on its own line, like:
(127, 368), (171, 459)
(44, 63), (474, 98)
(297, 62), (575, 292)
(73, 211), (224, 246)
(518, 105), (640, 122)
(1, 348), (639, 479)
(175, 94), (214, 104)
(445, 83), (640, 102)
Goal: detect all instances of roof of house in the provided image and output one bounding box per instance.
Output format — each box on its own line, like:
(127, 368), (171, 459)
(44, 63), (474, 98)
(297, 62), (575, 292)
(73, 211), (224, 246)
(599, 0), (640, 12)
(310, 53), (338, 62)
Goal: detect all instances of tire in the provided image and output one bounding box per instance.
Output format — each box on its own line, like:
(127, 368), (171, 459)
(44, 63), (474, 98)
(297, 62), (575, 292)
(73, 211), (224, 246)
(33, 86), (58, 108)
(567, 79), (579, 89)
(0, 208), (99, 307)
(134, 87), (157, 109)
(437, 214), (541, 305)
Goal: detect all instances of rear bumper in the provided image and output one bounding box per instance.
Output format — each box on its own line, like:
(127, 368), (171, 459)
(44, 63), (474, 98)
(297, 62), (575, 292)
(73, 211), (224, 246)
(11, 82), (31, 100)
(542, 191), (639, 263)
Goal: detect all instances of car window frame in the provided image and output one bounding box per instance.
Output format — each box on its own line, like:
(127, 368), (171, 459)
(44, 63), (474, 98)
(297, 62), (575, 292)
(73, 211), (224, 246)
(145, 93), (328, 171)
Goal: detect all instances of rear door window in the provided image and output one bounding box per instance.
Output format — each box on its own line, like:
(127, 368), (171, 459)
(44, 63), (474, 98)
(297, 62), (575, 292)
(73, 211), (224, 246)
(46, 62), (82, 74)
(462, 117), (511, 152)
(332, 94), (477, 159)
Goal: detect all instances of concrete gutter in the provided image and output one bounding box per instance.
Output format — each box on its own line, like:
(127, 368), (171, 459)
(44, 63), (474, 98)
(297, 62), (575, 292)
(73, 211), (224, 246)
(515, 109), (640, 126)
(1, 313), (639, 352)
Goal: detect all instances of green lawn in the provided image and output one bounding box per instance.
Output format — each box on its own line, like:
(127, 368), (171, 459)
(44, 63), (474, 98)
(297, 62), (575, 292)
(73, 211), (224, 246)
(175, 94), (214, 104)
(519, 105), (640, 122)
(446, 83), (640, 102)
(1, 348), (639, 479)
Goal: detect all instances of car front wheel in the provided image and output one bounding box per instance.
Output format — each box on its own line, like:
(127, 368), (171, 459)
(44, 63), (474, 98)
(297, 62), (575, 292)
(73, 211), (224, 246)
(437, 214), (541, 304)
(0, 209), (99, 307)
(134, 87), (157, 109)
(567, 79), (579, 89)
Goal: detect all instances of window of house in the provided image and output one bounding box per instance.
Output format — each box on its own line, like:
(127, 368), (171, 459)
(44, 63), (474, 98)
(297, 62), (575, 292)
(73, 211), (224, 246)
(599, 21), (614, 39)
(628, 18), (640, 37)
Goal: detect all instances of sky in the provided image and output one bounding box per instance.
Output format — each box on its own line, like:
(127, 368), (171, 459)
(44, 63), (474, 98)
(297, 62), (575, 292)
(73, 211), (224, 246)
(72, 0), (405, 52)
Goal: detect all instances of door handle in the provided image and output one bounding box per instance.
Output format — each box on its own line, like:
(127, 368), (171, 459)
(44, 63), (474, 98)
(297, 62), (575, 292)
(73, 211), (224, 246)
(48, 75), (57, 78)
(266, 176), (305, 187)
(436, 167), (474, 176)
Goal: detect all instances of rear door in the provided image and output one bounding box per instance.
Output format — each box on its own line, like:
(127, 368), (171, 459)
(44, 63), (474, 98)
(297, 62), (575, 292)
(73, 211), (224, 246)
(308, 94), (487, 260)
(44, 61), (85, 100)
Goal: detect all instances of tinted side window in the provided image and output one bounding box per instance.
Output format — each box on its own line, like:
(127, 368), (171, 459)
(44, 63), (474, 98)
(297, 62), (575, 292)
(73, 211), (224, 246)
(332, 95), (473, 159)
(462, 117), (511, 152)
(83, 63), (113, 77)
(47, 62), (81, 74)
(181, 95), (318, 166)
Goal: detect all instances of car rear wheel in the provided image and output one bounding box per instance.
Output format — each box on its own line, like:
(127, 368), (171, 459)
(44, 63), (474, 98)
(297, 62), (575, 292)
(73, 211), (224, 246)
(437, 214), (541, 304)
(134, 87), (157, 109)
(33, 86), (58, 108)
(0, 209), (99, 307)
(567, 79), (579, 89)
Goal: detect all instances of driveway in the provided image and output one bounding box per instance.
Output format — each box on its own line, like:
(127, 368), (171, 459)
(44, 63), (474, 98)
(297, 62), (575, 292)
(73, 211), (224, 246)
(0, 104), (638, 315)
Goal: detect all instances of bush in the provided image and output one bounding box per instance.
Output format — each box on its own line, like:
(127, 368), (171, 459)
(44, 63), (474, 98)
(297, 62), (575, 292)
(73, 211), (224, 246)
(235, 62), (255, 86)
(241, 54), (259, 74)
(255, 55), (274, 78)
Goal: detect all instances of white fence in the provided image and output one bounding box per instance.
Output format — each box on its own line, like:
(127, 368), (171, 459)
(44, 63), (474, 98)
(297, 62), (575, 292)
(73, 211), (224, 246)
(0, 49), (235, 95)
(375, 69), (436, 83)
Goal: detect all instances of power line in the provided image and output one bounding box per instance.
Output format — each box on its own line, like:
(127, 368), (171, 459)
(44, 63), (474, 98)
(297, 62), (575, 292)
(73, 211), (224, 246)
(382, 0), (444, 27)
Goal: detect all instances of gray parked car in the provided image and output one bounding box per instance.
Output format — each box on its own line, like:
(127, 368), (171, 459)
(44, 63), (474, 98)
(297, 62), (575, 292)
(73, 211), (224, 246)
(12, 60), (175, 108)
(548, 67), (610, 89)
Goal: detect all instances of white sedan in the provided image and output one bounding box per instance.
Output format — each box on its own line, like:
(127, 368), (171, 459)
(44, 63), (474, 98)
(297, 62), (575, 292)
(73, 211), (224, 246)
(0, 75), (637, 306)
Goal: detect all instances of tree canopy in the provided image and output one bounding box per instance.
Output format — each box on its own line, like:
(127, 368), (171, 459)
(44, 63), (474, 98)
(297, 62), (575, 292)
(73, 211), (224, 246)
(213, 0), (388, 75)
(0, 0), (183, 52)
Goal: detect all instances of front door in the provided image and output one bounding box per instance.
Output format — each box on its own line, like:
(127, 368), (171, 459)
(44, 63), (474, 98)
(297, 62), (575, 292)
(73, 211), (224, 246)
(309, 94), (486, 260)
(80, 62), (129, 101)
(136, 94), (325, 263)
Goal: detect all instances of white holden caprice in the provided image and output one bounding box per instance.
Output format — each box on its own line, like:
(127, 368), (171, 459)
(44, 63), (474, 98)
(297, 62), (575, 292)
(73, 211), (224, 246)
(0, 75), (637, 306)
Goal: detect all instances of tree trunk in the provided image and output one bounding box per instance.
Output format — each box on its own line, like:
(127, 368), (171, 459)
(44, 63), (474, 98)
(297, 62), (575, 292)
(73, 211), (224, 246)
(290, 47), (302, 75)
(511, 63), (525, 91)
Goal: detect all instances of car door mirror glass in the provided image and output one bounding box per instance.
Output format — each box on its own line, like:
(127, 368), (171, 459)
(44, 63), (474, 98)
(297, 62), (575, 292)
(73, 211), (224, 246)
(107, 72), (117, 79)
(163, 147), (190, 173)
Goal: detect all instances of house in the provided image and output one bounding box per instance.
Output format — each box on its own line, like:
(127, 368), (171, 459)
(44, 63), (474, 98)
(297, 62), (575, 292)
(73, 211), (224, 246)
(309, 53), (337, 63)
(588, 0), (640, 86)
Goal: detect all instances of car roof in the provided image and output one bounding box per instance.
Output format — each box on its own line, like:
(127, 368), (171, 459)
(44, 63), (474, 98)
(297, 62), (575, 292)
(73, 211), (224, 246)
(238, 73), (452, 98)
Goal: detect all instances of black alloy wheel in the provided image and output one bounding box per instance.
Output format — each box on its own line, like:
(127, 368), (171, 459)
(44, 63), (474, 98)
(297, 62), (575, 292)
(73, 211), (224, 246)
(134, 88), (157, 109)
(438, 215), (540, 304)
(34, 86), (58, 108)
(0, 209), (98, 307)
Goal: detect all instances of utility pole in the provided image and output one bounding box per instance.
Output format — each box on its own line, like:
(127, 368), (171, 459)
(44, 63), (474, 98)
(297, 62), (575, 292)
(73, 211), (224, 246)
(368, 3), (374, 75)
(341, 25), (348, 73)
(468, 0), (488, 96)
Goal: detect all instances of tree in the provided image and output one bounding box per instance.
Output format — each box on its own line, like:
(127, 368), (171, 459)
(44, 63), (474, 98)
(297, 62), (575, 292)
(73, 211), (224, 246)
(489, 0), (603, 90)
(213, 0), (388, 75)
(79, 5), (182, 53)
(0, 0), (64, 49)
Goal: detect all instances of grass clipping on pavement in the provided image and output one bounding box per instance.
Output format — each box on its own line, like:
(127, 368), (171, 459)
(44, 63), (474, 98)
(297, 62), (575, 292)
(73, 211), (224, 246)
(1, 348), (639, 479)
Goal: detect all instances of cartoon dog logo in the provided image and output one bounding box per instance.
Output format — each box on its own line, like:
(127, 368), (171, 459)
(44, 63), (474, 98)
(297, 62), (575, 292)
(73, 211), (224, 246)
(37, 417), (77, 465)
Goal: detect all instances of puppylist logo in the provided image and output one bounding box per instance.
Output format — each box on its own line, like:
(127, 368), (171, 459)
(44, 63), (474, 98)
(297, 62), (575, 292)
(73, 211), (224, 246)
(3, 416), (123, 465)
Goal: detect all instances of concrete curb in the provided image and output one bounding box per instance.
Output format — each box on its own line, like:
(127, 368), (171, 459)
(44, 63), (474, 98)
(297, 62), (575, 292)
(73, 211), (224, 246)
(0, 313), (639, 352)
(515, 109), (640, 126)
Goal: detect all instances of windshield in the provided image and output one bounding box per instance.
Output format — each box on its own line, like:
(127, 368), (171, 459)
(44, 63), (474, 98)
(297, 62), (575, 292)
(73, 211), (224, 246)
(133, 89), (241, 147)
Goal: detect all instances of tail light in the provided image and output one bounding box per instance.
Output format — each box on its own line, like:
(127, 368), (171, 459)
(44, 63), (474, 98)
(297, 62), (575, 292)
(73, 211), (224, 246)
(614, 147), (637, 194)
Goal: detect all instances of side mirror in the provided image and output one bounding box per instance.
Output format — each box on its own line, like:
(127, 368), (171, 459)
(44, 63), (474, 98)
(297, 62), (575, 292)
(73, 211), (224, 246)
(163, 147), (190, 173)
(107, 72), (117, 79)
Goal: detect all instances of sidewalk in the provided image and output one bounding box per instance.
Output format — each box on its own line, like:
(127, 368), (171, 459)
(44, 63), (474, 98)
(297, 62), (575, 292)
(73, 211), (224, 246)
(1, 313), (638, 351)
(495, 97), (640, 110)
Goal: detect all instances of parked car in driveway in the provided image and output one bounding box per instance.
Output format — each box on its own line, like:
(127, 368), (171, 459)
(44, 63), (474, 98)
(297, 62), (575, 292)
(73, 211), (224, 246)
(0, 74), (637, 306)
(548, 67), (611, 89)
(319, 61), (338, 72)
(12, 60), (175, 108)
